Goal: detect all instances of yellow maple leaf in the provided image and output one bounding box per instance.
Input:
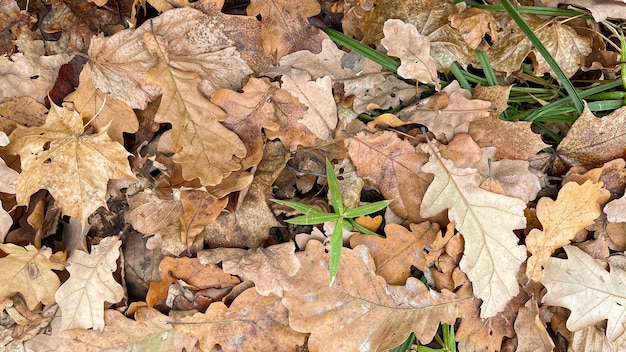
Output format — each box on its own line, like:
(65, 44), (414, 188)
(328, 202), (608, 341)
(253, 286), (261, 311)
(8, 103), (135, 223)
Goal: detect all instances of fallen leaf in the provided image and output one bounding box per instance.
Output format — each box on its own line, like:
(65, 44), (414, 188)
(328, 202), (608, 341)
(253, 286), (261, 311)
(178, 189), (227, 246)
(8, 102), (135, 223)
(283, 241), (459, 349)
(349, 222), (449, 285)
(380, 19), (440, 89)
(198, 242), (300, 297)
(346, 131), (432, 223)
(175, 287), (307, 352)
(449, 8), (498, 50)
(0, 244), (65, 310)
(537, 0), (626, 22)
(55, 236), (125, 331)
(542, 245), (626, 342)
(126, 190), (184, 236)
(526, 180), (608, 281)
(606, 193), (626, 223)
(420, 142), (527, 318)
(514, 297), (555, 352)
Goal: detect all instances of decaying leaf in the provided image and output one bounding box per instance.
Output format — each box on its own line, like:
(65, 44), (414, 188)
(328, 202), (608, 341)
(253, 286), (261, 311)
(198, 242), (300, 297)
(0, 243), (65, 310)
(526, 180), (608, 281)
(542, 245), (626, 342)
(8, 103), (135, 223)
(283, 240), (458, 349)
(55, 236), (125, 331)
(420, 142), (527, 318)
(175, 287), (307, 352)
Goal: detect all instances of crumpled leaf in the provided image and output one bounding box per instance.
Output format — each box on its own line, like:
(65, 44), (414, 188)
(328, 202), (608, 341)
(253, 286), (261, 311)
(420, 142), (527, 318)
(526, 180), (608, 281)
(396, 81), (491, 142)
(198, 242), (300, 297)
(283, 241), (458, 349)
(349, 222), (450, 285)
(8, 103), (135, 223)
(55, 236), (125, 331)
(514, 297), (555, 352)
(175, 287), (307, 352)
(380, 19), (440, 89)
(449, 8), (498, 50)
(346, 131), (432, 223)
(0, 244), (65, 310)
(542, 245), (626, 341)
(556, 104), (626, 169)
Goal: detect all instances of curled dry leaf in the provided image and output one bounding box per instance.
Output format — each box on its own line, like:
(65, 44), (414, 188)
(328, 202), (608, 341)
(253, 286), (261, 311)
(175, 287), (307, 352)
(8, 103), (135, 224)
(420, 142), (527, 318)
(542, 245), (626, 342)
(526, 180), (608, 281)
(380, 19), (440, 90)
(283, 241), (459, 349)
(0, 244), (66, 310)
(55, 236), (125, 331)
(514, 297), (555, 352)
(198, 242), (300, 297)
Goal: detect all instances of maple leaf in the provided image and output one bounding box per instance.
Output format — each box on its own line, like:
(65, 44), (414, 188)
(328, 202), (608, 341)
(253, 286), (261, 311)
(346, 131), (432, 223)
(54, 308), (197, 351)
(349, 222), (451, 285)
(199, 242), (300, 297)
(526, 180), (608, 281)
(0, 243), (65, 310)
(8, 102), (135, 224)
(556, 104), (626, 169)
(175, 287), (307, 352)
(396, 81), (491, 142)
(246, 0), (327, 59)
(55, 236), (125, 331)
(380, 19), (440, 90)
(542, 245), (626, 341)
(420, 142), (527, 318)
(283, 241), (458, 349)
(143, 32), (247, 186)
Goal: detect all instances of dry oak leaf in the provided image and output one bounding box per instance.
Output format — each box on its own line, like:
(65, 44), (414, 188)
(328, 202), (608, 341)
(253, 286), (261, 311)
(349, 222), (450, 285)
(380, 19), (440, 90)
(146, 256), (240, 308)
(556, 104), (626, 170)
(358, 0), (477, 71)
(53, 308), (197, 352)
(8, 103), (135, 223)
(396, 81), (491, 143)
(469, 85), (548, 160)
(420, 142), (527, 318)
(283, 240), (459, 350)
(127, 190), (184, 236)
(542, 245), (626, 342)
(64, 70), (139, 144)
(0, 243), (65, 310)
(198, 242), (300, 297)
(175, 287), (307, 352)
(514, 297), (555, 352)
(201, 141), (286, 248)
(569, 324), (626, 352)
(246, 0), (327, 60)
(178, 189), (227, 246)
(55, 236), (124, 331)
(346, 131), (432, 223)
(143, 33), (246, 186)
(526, 180), (608, 282)
(448, 7), (498, 50)
(605, 193), (626, 223)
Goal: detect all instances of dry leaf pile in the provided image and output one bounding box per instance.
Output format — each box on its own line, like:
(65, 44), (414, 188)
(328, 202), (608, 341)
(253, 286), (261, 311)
(2, 0), (626, 351)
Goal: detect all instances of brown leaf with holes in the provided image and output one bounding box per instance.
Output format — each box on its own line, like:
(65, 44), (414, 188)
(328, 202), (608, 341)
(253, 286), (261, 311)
(349, 222), (451, 285)
(283, 240), (459, 349)
(346, 131), (432, 223)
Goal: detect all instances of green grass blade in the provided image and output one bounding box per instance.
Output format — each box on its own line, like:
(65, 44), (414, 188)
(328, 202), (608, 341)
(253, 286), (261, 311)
(344, 200), (393, 218)
(449, 63), (473, 90)
(284, 213), (341, 225)
(325, 158), (345, 215)
(471, 4), (589, 18)
(348, 218), (382, 236)
(500, 0), (584, 114)
(329, 217), (344, 285)
(323, 28), (400, 73)
(476, 50), (497, 86)
(389, 333), (416, 352)
(272, 199), (320, 214)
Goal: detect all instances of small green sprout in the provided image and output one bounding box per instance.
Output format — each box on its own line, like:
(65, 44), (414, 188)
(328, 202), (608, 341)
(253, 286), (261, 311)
(273, 158), (392, 285)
